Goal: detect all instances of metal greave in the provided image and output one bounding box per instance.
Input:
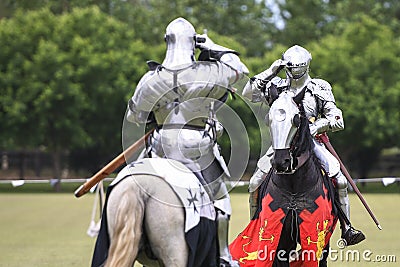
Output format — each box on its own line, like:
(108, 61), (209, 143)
(249, 189), (259, 219)
(217, 210), (234, 264)
(338, 187), (351, 231)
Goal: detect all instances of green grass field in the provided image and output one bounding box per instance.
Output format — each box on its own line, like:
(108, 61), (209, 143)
(0, 188), (399, 266)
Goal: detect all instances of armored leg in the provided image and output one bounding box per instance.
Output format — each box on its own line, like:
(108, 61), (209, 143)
(198, 156), (239, 266)
(249, 189), (259, 220)
(335, 172), (365, 246)
(336, 173), (350, 231)
(248, 168), (266, 219)
(249, 167), (268, 193)
(212, 180), (239, 267)
(248, 148), (273, 219)
(217, 209), (239, 267)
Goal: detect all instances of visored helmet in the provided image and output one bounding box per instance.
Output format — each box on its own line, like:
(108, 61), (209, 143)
(165, 17), (196, 51)
(282, 45), (312, 80)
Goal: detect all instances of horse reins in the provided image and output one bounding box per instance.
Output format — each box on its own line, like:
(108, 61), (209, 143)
(288, 106), (311, 172)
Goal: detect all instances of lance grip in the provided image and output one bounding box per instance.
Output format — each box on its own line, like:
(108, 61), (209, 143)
(74, 130), (153, 198)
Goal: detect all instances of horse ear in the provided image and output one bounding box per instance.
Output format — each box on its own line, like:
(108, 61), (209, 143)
(293, 87), (306, 105)
(268, 83), (279, 106)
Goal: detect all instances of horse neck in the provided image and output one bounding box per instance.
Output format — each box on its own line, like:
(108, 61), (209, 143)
(273, 155), (321, 194)
(293, 115), (314, 157)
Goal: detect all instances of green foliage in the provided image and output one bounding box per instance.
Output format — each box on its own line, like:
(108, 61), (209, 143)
(1, 0), (277, 57)
(327, 0), (400, 36)
(274, 0), (330, 45)
(0, 7), (154, 172)
(1, 0), (400, 177)
(275, 0), (400, 46)
(308, 15), (400, 175)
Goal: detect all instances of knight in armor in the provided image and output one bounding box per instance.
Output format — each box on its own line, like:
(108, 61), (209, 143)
(126, 17), (248, 267)
(242, 45), (365, 246)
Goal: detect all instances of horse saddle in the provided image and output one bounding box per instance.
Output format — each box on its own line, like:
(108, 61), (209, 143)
(112, 158), (216, 232)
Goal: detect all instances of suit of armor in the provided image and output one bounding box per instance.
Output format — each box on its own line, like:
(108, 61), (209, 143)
(243, 45), (364, 246)
(127, 17), (248, 266)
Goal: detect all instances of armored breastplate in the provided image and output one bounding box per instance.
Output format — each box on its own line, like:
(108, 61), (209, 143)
(302, 90), (318, 120)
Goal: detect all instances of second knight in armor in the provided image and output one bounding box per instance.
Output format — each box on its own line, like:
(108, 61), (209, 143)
(243, 45), (365, 246)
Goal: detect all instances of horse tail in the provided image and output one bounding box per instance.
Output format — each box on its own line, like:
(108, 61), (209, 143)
(105, 179), (144, 267)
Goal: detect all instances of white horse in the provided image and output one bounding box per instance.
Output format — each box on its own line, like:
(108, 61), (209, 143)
(91, 158), (217, 267)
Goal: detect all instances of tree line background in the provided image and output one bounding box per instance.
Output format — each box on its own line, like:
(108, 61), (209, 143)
(1, 0), (399, 185)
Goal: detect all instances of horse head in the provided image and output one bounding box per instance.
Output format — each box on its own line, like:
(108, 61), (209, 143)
(268, 88), (312, 174)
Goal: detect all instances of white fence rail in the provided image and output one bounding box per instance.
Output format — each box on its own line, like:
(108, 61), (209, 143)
(0, 177), (399, 188)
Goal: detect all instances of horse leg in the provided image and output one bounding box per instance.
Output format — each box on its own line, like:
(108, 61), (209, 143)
(144, 186), (188, 267)
(105, 178), (144, 267)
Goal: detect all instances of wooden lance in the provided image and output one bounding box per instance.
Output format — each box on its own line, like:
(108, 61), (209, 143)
(318, 132), (382, 230)
(74, 130), (153, 198)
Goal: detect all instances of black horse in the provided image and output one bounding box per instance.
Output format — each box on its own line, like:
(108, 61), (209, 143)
(230, 88), (338, 267)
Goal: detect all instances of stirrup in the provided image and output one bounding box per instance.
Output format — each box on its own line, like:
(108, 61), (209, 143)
(342, 227), (366, 246)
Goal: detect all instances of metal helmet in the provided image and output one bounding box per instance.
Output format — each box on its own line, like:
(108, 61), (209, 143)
(164, 17), (195, 54)
(282, 45), (312, 80)
(163, 17), (196, 68)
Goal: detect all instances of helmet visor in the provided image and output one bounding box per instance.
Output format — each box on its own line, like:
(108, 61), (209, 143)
(287, 66), (308, 79)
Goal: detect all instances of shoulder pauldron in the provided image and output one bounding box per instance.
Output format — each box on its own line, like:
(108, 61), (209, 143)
(309, 78), (335, 103)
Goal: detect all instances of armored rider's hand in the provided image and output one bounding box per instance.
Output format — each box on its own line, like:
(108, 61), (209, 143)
(252, 59), (288, 85)
(195, 34), (215, 50)
(269, 59), (288, 77)
(309, 118), (330, 136)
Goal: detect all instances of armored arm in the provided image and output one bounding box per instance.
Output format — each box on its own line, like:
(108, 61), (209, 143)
(126, 72), (155, 124)
(242, 59), (287, 102)
(309, 79), (344, 136)
(126, 99), (152, 124)
(196, 33), (249, 78)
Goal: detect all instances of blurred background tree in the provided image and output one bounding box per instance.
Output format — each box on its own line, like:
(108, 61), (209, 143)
(0, 5), (156, 186)
(0, 0), (399, 184)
